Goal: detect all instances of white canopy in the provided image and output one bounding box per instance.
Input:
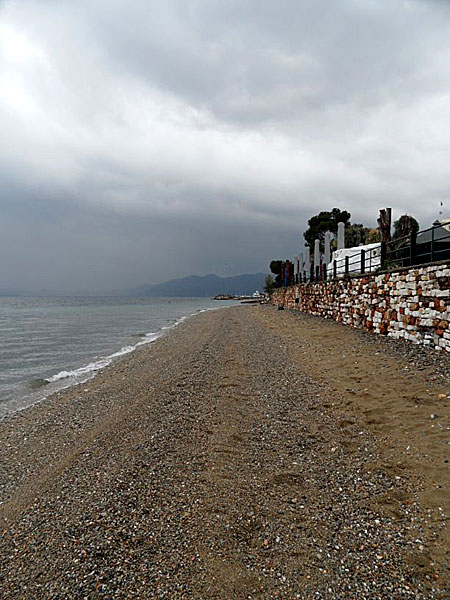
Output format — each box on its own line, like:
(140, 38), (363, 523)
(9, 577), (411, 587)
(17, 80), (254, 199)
(327, 242), (381, 277)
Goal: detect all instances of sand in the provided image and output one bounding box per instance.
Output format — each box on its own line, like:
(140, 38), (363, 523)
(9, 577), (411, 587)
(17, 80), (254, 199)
(0, 305), (448, 598)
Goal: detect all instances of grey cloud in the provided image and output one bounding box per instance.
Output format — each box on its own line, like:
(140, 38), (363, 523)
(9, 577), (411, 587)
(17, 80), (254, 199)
(0, 0), (449, 292)
(88, 1), (450, 123)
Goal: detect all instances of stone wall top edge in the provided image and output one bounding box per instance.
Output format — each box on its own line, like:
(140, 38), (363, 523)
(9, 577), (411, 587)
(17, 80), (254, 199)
(271, 260), (449, 293)
(349, 259), (449, 280)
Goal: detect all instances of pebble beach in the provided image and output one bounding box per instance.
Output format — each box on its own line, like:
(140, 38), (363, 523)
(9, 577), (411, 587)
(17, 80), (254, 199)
(0, 305), (448, 599)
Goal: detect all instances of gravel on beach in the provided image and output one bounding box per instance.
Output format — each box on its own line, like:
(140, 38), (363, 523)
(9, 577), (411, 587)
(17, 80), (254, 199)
(0, 305), (448, 599)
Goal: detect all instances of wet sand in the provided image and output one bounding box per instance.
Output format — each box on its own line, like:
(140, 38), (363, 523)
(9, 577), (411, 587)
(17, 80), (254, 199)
(0, 305), (448, 598)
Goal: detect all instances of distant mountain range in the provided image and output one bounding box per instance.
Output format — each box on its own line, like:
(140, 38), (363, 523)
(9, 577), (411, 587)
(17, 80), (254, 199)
(0, 273), (267, 298)
(128, 273), (267, 297)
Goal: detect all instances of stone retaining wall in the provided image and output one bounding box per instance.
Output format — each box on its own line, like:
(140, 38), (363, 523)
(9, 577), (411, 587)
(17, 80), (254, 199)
(271, 263), (450, 352)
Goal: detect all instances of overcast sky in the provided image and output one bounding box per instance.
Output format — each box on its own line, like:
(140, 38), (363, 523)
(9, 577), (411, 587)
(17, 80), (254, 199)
(1, 0), (449, 292)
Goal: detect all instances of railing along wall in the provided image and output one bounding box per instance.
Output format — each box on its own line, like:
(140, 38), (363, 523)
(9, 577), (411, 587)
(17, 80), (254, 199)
(277, 222), (450, 287)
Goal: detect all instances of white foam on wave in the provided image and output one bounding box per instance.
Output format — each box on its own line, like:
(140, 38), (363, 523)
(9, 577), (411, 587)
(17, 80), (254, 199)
(43, 310), (199, 386)
(45, 306), (230, 386)
(1, 305), (231, 422)
(45, 331), (161, 384)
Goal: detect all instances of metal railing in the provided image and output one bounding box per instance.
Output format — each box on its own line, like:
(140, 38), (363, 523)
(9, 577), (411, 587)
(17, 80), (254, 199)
(328, 245), (381, 280)
(384, 224), (450, 269)
(277, 222), (450, 287)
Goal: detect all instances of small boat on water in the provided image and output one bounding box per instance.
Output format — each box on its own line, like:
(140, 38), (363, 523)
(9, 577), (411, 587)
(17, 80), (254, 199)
(241, 291), (266, 304)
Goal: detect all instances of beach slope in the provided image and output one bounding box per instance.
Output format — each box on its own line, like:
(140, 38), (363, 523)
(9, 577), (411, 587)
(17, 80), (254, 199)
(0, 306), (448, 598)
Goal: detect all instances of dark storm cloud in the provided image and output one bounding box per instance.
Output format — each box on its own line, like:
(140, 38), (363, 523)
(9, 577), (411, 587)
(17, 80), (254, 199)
(1, 0), (450, 291)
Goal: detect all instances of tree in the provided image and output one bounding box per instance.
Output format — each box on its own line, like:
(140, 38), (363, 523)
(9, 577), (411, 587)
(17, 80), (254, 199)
(389, 214), (420, 267)
(366, 228), (381, 243)
(345, 223), (369, 247)
(264, 274), (275, 295)
(269, 260), (283, 287)
(393, 215), (420, 240)
(303, 208), (351, 250)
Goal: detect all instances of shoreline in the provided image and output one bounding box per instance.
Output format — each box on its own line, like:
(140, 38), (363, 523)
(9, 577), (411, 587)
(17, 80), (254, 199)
(0, 305), (448, 598)
(0, 308), (216, 516)
(0, 304), (227, 424)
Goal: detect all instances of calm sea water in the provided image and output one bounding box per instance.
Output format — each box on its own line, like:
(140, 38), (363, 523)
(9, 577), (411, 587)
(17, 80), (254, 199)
(0, 296), (235, 420)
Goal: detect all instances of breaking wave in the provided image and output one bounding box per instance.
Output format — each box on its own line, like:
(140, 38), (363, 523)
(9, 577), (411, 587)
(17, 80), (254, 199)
(44, 331), (161, 384)
(40, 307), (221, 386)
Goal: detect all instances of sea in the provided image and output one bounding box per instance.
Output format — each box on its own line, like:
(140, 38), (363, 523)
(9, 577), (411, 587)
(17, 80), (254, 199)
(0, 296), (236, 421)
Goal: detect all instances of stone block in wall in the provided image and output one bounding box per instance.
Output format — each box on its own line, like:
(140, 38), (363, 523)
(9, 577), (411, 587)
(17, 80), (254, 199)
(379, 322), (389, 334)
(418, 318), (433, 327)
(432, 299), (446, 312)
